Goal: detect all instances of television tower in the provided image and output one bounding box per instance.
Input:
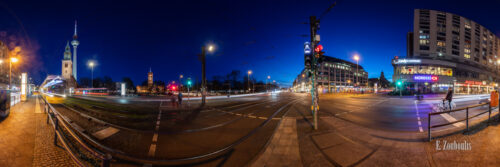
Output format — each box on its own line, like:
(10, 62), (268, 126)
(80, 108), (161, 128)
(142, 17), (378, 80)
(71, 20), (80, 81)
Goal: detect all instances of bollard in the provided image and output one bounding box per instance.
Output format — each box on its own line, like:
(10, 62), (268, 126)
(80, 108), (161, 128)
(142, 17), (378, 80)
(466, 107), (469, 132)
(428, 113), (431, 142)
(54, 118), (59, 146)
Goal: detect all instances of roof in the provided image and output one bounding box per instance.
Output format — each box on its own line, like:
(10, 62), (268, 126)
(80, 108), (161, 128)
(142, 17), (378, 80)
(322, 55), (365, 70)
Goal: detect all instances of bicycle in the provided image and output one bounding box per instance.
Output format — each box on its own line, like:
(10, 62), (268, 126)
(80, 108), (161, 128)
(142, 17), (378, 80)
(436, 99), (456, 112)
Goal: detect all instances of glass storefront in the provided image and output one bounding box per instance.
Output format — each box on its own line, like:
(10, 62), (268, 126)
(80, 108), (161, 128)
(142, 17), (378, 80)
(398, 65), (453, 76)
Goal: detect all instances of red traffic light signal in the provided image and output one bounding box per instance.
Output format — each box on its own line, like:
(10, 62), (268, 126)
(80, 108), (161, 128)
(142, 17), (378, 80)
(315, 44), (323, 52)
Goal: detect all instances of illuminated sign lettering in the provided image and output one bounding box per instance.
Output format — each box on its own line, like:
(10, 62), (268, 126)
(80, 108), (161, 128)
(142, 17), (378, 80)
(414, 75), (438, 82)
(394, 59), (421, 64)
(465, 80), (483, 85)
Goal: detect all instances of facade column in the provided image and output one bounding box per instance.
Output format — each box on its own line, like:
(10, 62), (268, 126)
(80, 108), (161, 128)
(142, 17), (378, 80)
(467, 84), (470, 94)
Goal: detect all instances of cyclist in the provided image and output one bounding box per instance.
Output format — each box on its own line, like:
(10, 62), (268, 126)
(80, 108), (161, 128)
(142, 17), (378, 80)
(444, 87), (453, 110)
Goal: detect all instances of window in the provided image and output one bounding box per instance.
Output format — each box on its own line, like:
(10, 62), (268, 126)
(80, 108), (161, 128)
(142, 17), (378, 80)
(419, 35), (429, 39)
(464, 49), (470, 54)
(419, 39), (429, 45)
(420, 45), (430, 50)
(437, 41), (446, 47)
(464, 54), (471, 59)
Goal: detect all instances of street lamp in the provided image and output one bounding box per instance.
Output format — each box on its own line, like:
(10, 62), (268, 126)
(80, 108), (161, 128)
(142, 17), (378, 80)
(267, 75), (271, 92)
(248, 70), (252, 93)
(353, 54), (360, 91)
(201, 44), (215, 106)
(88, 61), (95, 88)
(179, 74), (183, 92)
(9, 57), (19, 90)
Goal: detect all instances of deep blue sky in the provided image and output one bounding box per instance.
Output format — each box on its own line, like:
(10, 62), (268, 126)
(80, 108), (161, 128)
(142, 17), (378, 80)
(1, 0), (500, 86)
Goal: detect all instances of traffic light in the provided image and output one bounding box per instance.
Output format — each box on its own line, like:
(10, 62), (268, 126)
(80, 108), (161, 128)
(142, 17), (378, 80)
(396, 80), (402, 86)
(316, 51), (325, 65)
(305, 55), (312, 69)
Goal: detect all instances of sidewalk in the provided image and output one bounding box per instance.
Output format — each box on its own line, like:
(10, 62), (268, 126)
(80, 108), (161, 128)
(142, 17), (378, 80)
(251, 102), (500, 167)
(0, 96), (76, 167)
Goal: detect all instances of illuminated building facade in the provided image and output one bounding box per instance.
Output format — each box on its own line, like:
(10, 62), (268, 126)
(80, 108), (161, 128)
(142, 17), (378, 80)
(293, 55), (368, 93)
(0, 41), (9, 85)
(393, 9), (500, 94)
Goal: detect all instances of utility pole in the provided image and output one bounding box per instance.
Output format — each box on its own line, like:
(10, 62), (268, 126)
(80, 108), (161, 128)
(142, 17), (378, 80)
(307, 1), (336, 130)
(201, 46), (207, 106)
(310, 16), (319, 130)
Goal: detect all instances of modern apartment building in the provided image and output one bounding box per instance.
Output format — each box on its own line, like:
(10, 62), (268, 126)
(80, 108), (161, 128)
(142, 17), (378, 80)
(393, 9), (500, 94)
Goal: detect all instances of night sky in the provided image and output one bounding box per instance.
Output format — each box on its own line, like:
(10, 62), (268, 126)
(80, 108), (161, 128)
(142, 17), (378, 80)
(1, 0), (500, 86)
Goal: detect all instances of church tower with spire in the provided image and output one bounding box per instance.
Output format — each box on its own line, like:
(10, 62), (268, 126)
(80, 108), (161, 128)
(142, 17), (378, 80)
(148, 68), (153, 88)
(62, 42), (73, 80)
(71, 20), (80, 81)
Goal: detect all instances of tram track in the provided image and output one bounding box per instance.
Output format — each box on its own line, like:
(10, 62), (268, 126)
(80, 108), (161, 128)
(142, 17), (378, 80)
(48, 92), (301, 166)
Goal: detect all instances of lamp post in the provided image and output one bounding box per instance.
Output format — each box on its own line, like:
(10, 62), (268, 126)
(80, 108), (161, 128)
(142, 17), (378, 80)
(201, 44), (214, 106)
(353, 54), (360, 92)
(88, 61), (95, 88)
(179, 74), (183, 92)
(267, 75), (270, 92)
(9, 57), (19, 90)
(247, 70), (252, 93)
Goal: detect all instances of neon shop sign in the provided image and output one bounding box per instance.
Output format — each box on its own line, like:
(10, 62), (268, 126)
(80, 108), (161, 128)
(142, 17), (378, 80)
(414, 75), (438, 82)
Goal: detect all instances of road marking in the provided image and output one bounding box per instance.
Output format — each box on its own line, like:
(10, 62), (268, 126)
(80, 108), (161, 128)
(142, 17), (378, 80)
(35, 97), (42, 113)
(92, 127), (120, 140)
(147, 110), (163, 158)
(152, 133), (158, 142)
(425, 102), (465, 128)
(440, 113), (465, 127)
(148, 144), (156, 157)
(414, 101), (424, 132)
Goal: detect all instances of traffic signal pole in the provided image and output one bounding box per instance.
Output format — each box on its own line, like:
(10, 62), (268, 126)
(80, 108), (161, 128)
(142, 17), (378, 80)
(310, 16), (319, 130)
(304, 2), (336, 130)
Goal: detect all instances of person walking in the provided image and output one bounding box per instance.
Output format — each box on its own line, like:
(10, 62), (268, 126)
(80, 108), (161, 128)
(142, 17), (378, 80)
(444, 87), (453, 110)
(178, 92), (183, 106)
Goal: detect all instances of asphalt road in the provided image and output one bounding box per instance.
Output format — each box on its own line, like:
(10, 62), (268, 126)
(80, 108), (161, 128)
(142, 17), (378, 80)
(318, 93), (493, 133)
(45, 92), (495, 166)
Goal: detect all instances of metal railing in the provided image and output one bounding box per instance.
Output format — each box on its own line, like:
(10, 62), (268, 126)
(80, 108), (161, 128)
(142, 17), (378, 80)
(428, 101), (498, 141)
(41, 95), (111, 167)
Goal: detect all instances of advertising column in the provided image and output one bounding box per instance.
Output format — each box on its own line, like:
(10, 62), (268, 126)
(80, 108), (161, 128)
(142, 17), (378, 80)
(21, 73), (27, 101)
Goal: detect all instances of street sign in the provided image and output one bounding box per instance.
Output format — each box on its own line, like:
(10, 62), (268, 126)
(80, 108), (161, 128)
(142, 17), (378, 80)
(304, 42), (311, 55)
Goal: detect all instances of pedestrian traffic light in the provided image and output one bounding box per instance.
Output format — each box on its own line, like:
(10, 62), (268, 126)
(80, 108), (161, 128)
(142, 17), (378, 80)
(187, 80), (192, 86)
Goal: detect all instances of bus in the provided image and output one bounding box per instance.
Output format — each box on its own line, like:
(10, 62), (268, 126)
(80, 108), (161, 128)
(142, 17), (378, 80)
(74, 88), (109, 96)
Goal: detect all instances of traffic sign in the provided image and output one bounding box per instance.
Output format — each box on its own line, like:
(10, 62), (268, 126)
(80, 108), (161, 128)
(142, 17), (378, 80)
(304, 42), (311, 55)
